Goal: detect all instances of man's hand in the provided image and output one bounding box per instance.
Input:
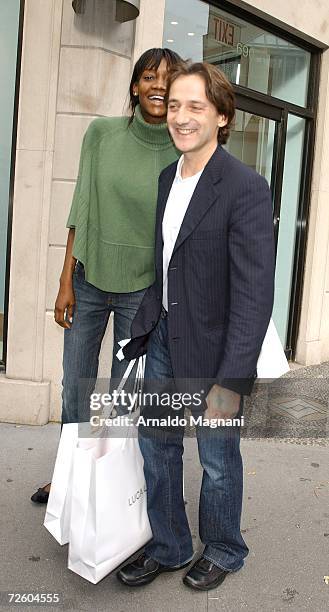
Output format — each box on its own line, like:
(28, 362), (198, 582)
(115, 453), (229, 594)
(204, 384), (241, 420)
(54, 282), (75, 329)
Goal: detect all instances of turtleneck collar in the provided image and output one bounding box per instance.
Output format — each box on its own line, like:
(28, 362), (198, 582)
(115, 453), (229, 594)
(128, 104), (173, 148)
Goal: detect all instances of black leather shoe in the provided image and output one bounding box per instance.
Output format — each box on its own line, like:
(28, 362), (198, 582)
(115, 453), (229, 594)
(31, 484), (51, 504)
(117, 552), (191, 587)
(183, 556), (230, 591)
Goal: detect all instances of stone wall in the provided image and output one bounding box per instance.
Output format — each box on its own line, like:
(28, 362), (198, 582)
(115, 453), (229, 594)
(1, 0), (166, 424)
(45, 0), (135, 421)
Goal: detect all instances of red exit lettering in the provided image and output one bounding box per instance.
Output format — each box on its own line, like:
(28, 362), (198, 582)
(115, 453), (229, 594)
(213, 17), (235, 46)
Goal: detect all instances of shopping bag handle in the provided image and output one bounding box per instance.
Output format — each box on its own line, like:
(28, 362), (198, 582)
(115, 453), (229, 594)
(119, 353), (145, 450)
(111, 339), (145, 416)
(102, 357), (137, 420)
(99, 354), (144, 446)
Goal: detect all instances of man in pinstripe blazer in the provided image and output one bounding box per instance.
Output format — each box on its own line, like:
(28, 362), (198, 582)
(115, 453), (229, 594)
(118, 62), (275, 591)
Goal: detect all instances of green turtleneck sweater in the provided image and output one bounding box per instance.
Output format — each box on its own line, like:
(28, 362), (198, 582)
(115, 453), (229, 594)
(66, 105), (178, 292)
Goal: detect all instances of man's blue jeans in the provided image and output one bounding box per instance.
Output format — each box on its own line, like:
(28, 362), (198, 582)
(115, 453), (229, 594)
(61, 261), (146, 424)
(139, 312), (249, 572)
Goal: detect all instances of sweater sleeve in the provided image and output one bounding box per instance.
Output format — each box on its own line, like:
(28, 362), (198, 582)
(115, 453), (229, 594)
(66, 129), (89, 229)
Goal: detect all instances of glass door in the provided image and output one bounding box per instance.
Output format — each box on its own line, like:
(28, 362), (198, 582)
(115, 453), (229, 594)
(225, 98), (307, 351)
(227, 93), (283, 221)
(227, 109), (277, 185)
(225, 99), (290, 346)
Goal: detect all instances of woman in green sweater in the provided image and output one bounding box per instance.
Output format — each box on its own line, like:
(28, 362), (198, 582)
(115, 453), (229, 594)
(31, 48), (180, 503)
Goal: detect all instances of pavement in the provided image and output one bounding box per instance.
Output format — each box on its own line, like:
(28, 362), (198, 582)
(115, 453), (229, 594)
(1, 361), (329, 612)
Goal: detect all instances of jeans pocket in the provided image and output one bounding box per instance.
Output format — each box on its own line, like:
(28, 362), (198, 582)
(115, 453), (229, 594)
(74, 260), (84, 278)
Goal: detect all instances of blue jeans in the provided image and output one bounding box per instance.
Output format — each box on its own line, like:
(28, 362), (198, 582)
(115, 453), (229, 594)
(139, 313), (249, 571)
(61, 261), (146, 424)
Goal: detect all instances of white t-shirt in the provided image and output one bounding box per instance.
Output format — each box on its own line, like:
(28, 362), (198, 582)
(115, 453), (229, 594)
(162, 155), (204, 310)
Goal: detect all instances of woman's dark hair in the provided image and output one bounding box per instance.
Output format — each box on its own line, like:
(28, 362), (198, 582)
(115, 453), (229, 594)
(128, 47), (182, 120)
(167, 61), (235, 145)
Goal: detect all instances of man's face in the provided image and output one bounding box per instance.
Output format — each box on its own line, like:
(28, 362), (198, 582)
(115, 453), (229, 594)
(167, 74), (227, 154)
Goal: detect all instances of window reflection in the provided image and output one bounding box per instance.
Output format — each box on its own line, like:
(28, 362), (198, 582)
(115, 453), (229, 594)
(226, 110), (275, 184)
(163, 0), (311, 107)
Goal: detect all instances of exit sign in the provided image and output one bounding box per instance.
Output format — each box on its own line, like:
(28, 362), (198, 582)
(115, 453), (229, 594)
(210, 15), (241, 48)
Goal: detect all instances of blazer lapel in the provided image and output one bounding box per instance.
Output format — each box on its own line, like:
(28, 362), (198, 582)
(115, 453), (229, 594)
(172, 145), (228, 256)
(157, 164), (177, 230)
(155, 162), (177, 277)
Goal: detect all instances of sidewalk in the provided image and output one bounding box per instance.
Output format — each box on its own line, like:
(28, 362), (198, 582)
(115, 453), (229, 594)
(1, 413), (328, 612)
(1, 361), (329, 611)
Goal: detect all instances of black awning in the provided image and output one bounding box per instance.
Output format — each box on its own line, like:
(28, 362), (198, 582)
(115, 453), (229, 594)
(72, 0), (140, 22)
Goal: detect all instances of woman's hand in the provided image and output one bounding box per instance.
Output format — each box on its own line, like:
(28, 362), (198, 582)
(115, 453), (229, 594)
(55, 228), (77, 328)
(54, 281), (75, 329)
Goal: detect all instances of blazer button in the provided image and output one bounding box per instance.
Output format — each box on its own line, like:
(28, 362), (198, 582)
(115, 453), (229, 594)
(170, 302), (178, 306)
(156, 295), (161, 300)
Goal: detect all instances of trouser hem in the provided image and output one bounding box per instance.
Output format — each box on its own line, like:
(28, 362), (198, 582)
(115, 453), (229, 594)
(144, 551), (195, 569)
(202, 553), (244, 573)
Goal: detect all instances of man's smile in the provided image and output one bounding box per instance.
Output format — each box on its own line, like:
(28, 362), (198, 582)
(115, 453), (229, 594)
(175, 127), (198, 135)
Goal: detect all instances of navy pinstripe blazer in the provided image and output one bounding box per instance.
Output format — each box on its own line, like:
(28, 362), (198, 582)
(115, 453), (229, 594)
(123, 144), (275, 396)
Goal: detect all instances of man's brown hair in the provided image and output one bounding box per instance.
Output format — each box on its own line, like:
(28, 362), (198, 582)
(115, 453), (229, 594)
(167, 61), (235, 145)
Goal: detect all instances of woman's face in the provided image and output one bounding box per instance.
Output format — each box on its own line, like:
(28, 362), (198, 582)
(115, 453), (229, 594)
(133, 58), (169, 124)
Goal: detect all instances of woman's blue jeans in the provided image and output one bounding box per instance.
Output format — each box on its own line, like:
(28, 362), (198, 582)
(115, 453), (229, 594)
(61, 261), (146, 425)
(138, 313), (249, 572)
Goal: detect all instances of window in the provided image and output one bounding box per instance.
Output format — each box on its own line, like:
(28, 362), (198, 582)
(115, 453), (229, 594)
(163, 0), (311, 107)
(0, 0), (22, 362)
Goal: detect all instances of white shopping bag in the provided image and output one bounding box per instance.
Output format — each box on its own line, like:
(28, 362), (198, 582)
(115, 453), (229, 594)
(257, 318), (290, 379)
(44, 342), (144, 548)
(68, 422), (152, 584)
(43, 423), (79, 545)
